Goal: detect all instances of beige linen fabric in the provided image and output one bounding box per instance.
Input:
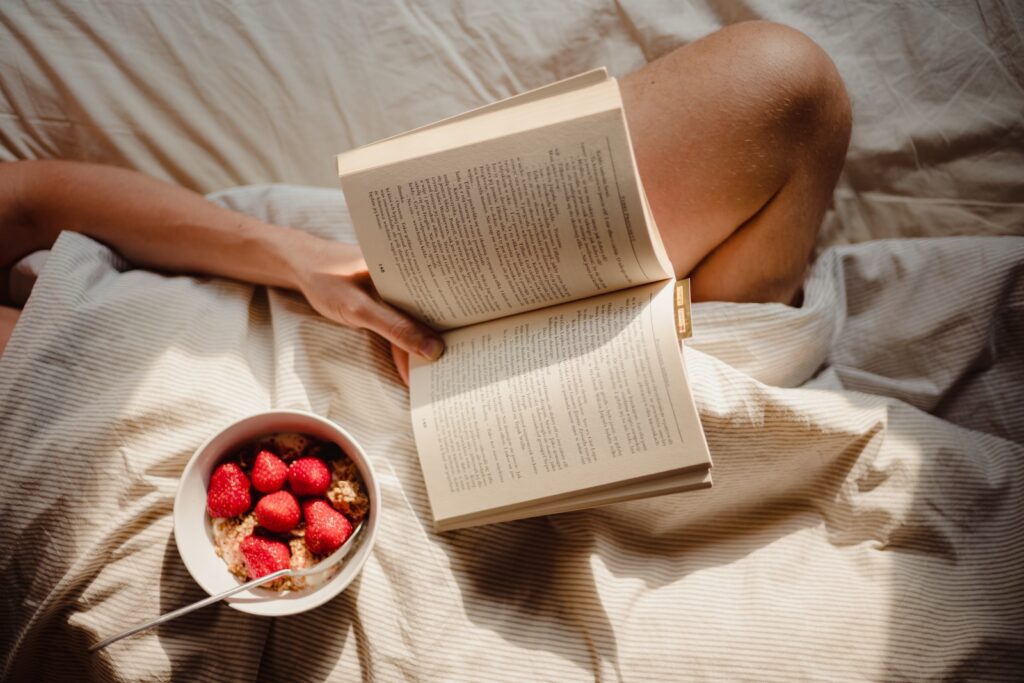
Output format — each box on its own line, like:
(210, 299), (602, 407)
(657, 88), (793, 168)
(0, 186), (1021, 681)
(1, 1), (1022, 248)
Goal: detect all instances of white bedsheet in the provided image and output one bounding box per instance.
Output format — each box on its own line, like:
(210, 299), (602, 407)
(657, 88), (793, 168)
(1, 1), (1022, 249)
(0, 186), (1021, 681)
(1, 2), (1022, 679)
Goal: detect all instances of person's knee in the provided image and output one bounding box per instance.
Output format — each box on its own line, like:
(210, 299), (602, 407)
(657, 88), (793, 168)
(713, 21), (852, 169)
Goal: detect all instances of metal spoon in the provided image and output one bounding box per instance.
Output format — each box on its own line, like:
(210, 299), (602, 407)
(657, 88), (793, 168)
(90, 520), (366, 652)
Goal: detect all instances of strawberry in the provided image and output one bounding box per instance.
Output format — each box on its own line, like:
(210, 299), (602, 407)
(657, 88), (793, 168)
(251, 450), (288, 493)
(239, 535), (291, 579)
(303, 499), (353, 555)
(255, 490), (301, 533)
(207, 462), (252, 518)
(288, 457), (331, 497)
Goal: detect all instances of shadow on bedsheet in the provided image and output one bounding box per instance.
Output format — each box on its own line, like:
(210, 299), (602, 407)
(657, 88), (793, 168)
(421, 372), (878, 677)
(439, 516), (628, 679)
(155, 535), (368, 680)
(0, 233), (306, 677)
(873, 416), (1024, 680)
(154, 533), (272, 679)
(816, 245), (1024, 679)
(425, 372), (1020, 678)
(877, 328), (1024, 675)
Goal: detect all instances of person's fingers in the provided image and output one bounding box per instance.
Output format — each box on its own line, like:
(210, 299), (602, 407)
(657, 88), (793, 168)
(390, 342), (410, 386)
(344, 290), (444, 361)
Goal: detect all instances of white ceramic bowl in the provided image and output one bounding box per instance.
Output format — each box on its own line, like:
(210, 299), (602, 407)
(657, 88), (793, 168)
(173, 410), (380, 616)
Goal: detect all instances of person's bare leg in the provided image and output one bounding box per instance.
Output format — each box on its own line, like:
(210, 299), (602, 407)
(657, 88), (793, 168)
(621, 21), (852, 304)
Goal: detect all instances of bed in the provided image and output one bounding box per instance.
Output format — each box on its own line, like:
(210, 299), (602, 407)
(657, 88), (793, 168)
(1, 1), (1022, 680)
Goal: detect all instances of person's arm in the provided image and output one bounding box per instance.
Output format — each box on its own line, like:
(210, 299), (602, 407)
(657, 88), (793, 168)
(0, 160), (442, 372)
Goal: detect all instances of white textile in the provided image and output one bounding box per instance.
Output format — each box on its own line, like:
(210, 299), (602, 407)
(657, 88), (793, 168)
(0, 186), (1021, 681)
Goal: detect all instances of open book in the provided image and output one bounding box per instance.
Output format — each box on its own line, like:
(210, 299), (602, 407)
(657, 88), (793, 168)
(337, 69), (712, 531)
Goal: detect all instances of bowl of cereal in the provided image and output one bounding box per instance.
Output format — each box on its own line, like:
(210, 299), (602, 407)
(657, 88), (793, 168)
(173, 410), (380, 616)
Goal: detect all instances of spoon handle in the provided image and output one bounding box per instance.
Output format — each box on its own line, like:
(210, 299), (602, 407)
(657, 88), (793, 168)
(88, 568), (291, 652)
(90, 520), (365, 652)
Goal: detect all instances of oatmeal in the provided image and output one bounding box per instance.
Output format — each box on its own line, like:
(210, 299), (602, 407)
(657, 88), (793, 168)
(212, 513), (258, 580)
(327, 458), (370, 520)
(205, 431), (368, 592)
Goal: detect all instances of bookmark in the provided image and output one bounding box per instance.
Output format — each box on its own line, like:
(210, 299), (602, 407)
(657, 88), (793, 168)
(674, 279), (693, 340)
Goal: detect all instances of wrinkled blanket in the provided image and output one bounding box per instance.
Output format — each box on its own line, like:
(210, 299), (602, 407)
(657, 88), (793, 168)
(0, 186), (1021, 681)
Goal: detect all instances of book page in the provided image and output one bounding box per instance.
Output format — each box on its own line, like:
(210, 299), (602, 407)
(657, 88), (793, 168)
(341, 107), (671, 330)
(408, 280), (711, 526)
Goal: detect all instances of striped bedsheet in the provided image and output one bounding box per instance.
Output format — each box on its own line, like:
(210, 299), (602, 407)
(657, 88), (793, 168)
(1, 186), (1021, 681)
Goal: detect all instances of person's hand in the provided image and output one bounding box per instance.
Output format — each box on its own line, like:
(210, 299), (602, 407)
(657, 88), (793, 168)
(291, 239), (442, 381)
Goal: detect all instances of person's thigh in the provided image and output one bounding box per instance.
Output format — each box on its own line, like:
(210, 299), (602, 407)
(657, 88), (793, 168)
(621, 21), (851, 304)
